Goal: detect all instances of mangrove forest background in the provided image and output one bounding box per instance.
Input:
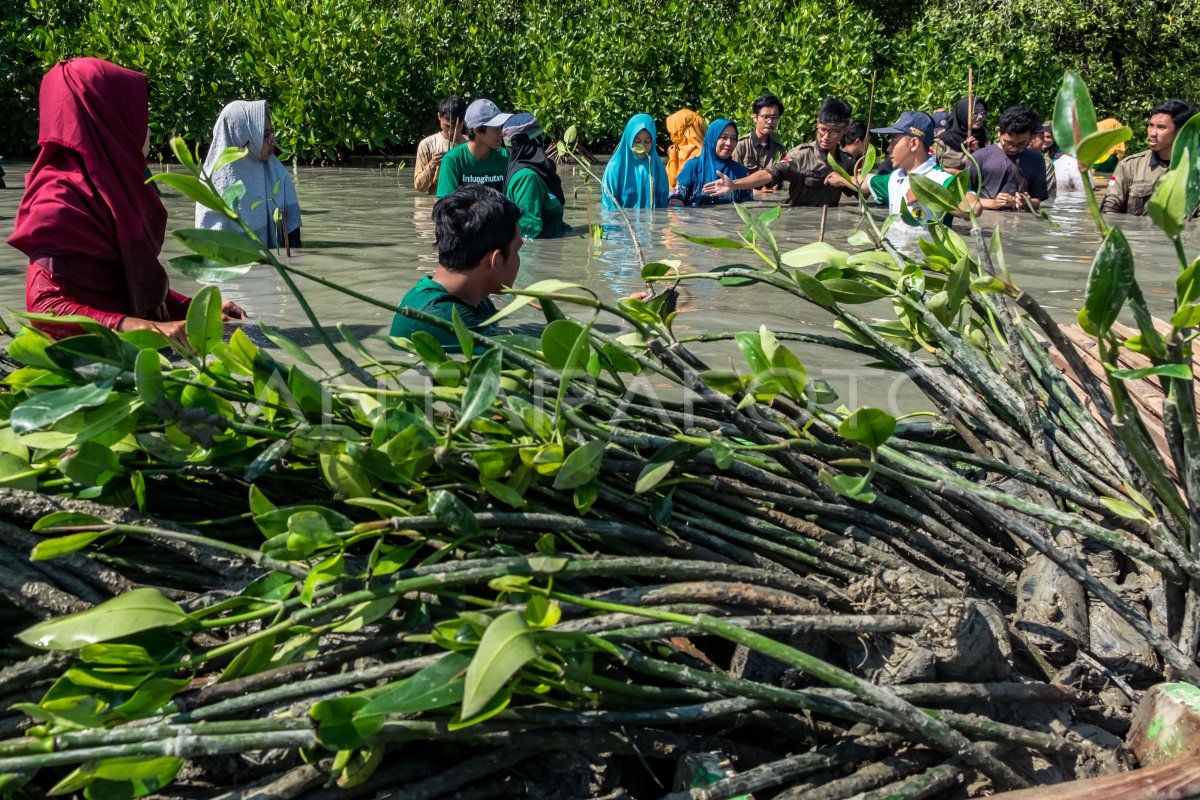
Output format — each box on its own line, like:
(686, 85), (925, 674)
(2, 0), (1200, 160)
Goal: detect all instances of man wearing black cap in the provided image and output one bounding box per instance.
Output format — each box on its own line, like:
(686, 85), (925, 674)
(436, 98), (513, 198)
(831, 111), (980, 231)
(965, 105), (1049, 211)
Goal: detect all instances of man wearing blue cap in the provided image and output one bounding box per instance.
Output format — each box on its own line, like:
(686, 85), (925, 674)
(831, 111), (980, 229)
(436, 98), (513, 198)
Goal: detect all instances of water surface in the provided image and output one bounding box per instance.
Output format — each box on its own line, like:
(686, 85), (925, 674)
(1, 162), (1195, 409)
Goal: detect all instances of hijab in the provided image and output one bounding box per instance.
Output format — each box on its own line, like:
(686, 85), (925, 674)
(1094, 117), (1128, 166)
(941, 97), (988, 152)
(502, 115), (564, 204)
(666, 109), (706, 189)
(7, 58), (171, 319)
(602, 114), (670, 210)
(690, 119), (744, 186)
(197, 100), (301, 248)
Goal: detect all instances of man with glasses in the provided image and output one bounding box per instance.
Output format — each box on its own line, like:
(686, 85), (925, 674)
(965, 105), (1049, 211)
(1103, 99), (1196, 215)
(704, 97), (855, 206)
(733, 93), (788, 190)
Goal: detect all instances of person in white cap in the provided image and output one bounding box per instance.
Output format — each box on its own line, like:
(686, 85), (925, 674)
(435, 98), (512, 198)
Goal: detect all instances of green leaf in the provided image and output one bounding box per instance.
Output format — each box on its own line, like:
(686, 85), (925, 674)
(480, 279), (591, 327)
(541, 319), (591, 373)
(1052, 71), (1097, 157)
(792, 270), (837, 306)
(310, 695), (383, 750)
(59, 440), (122, 486)
(358, 652), (470, 717)
(781, 242), (850, 270)
(258, 322), (318, 368)
(429, 489), (481, 536)
(1171, 303), (1200, 329)
(640, 261), (680, 281)
(451, 306), (474, 357)
(170, 254), (254, 282)
(1108, 363), (1193, 381)
(1079, 226), (1134, 335)
(461, 611), (538, 718)
(209, 146), (248, 173)
(33, 511), (108, 531)
(769, 344), (808, 400)
(18, 588), (191, 650)
(553, 440), (605, 489)
(173, 228), (263, 264)
(31, 531), (110, 561)
(838, 408), (896, 450)
(677, 232), (745, 249)
(134, 349), (165, 408)
(635, 459), (674, 494)
(148, 172), (227, 214)
(908, 172), (958, 215)
(319, 451), (374, 498)
(168, 136), (197, 171)
(301, 553), (344, 607)
(1100, 497), (1148, 521)
(10, 382), (113, 434)
(1149, 148), (1193, 239)
(819, 469), (877, 503)
(454, 348), (501, 434)
(185, 285), (223, 360)
(1075, 127), (1133, 170)
(699, 369), (747, 395)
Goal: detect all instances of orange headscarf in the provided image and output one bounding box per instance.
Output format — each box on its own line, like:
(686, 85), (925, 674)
(1094, 117), (1127, 165)
(666, 109), (706, 190)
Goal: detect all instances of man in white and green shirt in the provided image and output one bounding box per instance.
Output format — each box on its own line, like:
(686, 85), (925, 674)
(436, 98), (512, 197)
(831, 111), (981, 234)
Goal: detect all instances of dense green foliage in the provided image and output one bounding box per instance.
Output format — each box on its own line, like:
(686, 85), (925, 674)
(1, 0), (1199, 160)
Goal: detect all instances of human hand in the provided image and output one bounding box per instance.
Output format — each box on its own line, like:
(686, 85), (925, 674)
(825, 172), (852, 189)
(965, 136), (979, 152)
(703, 173), (735, 196)
(221, 300), (247, 321)
(431, 152), (445, 166)
(994, 192), (1015, 210)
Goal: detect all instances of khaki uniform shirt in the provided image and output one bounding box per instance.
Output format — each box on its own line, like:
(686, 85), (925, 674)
(733, 131), (787, 173)
(765, 142), (855, 206)
(1101, 149), (1168, 215)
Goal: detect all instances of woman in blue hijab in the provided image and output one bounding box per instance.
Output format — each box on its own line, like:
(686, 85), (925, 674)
(602, 114), (670, 209)
(667, 119), (751, 207)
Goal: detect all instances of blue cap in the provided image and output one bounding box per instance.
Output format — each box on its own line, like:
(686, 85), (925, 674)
(871, 111), (935, 148)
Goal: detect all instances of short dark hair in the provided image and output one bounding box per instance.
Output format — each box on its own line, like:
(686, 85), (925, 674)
(844, 120), (867, 144)
(437, 95), (467, 121)
(1150, 99), (1196, 130)
(433, 185), (522, 271)
(817, 97), (852, 125)
(753, 93), (784, 117)
(998, 105), (1040, 136)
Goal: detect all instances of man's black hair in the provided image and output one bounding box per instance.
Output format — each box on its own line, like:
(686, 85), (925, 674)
(433, 185), (522, 271)
(753, 93), (784, 117)
(998, 105), (1040, 136)
(844, 120), (867, 144)
(437, 95), (467, 121)
(1151, 98), (1196, 129)
(817, 97), (852, 125)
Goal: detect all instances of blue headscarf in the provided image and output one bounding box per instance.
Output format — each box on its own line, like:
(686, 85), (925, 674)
(602, 114), (670, 210)
(671, 118), (750, 206)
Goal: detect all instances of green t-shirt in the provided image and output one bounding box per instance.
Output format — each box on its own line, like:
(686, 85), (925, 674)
(506, 168), (568, 239)
(390, 275), (498, 351)
(435, 144), (508, 197)
(867, 160), (957, 226)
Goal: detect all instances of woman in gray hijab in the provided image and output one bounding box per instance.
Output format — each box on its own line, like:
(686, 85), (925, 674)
(196, 100), (302, 248)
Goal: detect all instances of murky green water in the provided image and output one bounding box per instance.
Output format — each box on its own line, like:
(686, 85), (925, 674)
(1, 161), (1196, 409)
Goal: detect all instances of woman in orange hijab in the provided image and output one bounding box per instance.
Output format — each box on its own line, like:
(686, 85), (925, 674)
(666, 109), (706, 190)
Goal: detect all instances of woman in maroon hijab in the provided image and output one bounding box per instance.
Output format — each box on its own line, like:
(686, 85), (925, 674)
(7, 58), (243, 342)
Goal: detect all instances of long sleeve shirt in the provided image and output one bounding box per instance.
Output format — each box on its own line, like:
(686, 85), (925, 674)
(413, 132), (466, 194)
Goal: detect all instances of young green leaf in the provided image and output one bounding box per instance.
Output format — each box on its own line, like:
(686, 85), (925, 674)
(185, 284), (224, 360)
(553, 440), (606, 489)
(1079, 226), (1134, 334)
(461, 611), (538, 718)
(838, 407), (896, 450)
(1052, 71), (1097, 157)
(17, 588), (192, 650)
(453, 347), (502, 434)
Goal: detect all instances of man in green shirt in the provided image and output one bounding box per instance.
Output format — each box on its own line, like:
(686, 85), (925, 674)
(1103, 99), (1196, 216)
(391, 184), (524, 350)
(435, 98), (512, 198)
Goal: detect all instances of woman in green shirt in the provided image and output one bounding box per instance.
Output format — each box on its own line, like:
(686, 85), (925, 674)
(502, 113), (569, 239)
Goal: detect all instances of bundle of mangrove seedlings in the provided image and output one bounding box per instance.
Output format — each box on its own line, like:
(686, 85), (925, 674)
(0, 73), (1198, 799)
